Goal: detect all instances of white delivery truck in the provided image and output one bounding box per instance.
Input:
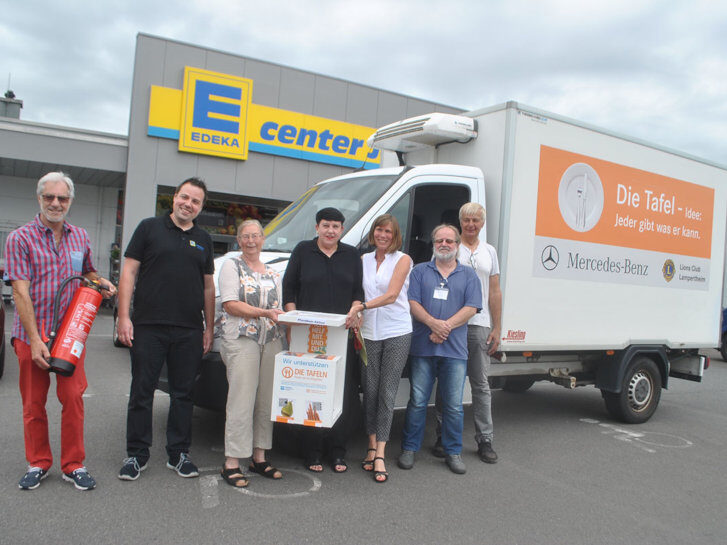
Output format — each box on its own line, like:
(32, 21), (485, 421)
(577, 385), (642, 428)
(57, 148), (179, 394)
(187, 101), (727, 424)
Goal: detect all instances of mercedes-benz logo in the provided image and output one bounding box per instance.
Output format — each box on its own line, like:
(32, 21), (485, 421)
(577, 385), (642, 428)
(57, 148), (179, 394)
(541, 245), (559, 270)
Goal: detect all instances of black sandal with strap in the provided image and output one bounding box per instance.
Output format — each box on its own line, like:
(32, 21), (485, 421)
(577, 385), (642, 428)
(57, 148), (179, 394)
(331, 457), (348, 473)
(221, 466), (249, 488)
(249, 460), (282, 479)
(373, 457), (388, 483)
(361, 448), (376, 471)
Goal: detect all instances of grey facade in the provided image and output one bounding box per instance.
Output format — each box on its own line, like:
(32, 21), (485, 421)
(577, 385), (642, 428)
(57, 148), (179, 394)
(124, 34), (461, 252)
(0, 118), (127, 288)
(1, 32), (461, 285)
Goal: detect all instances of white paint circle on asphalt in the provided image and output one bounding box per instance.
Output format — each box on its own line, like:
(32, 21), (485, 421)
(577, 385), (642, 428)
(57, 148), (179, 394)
(198, 466), (322, 507)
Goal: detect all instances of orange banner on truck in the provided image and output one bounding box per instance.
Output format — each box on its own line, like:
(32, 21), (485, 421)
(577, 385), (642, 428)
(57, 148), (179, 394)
(535, 146), (714, 259)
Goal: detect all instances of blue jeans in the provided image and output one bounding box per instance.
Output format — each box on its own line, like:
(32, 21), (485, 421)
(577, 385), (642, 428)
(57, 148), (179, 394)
(435, 325), (494, 443)
(402, 356), (467, 455)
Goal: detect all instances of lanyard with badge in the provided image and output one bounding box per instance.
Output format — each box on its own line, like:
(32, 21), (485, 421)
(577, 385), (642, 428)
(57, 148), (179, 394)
(433, 277), (449, 300)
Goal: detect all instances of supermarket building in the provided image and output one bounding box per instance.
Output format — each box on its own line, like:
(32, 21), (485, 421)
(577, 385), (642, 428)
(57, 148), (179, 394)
(0, 33), (460, 282)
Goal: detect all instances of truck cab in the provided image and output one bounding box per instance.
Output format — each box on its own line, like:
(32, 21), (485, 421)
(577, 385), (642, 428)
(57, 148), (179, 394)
(186, 163), (485, 411)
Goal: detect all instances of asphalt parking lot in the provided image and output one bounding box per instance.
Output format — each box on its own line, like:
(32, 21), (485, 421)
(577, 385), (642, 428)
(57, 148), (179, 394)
(2, 303), (727, 545)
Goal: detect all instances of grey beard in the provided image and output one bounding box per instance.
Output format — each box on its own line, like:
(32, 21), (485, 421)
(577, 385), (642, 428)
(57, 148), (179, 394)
(433, 248), (458, 261)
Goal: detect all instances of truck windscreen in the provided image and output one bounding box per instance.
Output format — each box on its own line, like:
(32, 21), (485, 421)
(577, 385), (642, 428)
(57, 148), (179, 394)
(262, 174), (400, 252)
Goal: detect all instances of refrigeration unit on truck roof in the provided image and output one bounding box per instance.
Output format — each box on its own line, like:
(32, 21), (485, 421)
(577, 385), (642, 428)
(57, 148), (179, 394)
(367, 113), (477, 152)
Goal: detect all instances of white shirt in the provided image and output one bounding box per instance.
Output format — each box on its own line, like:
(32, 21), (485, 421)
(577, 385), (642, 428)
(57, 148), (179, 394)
(360, 250), (413, 341)
(458, 241), (500, 328)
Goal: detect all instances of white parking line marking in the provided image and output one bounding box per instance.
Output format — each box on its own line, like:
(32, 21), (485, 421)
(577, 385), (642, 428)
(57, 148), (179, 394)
(199, 474), (220, 509)
(580, 418), (693, 453)
(197, 466), (322, 507)
(236, 468), (322, 499)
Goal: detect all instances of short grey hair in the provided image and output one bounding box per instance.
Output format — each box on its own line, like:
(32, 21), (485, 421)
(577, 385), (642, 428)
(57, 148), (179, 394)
(237, 218), (264, 237)
(459, 202), (485, 222)
(37, 172), (75, 199)
(431, 223), (461, 244)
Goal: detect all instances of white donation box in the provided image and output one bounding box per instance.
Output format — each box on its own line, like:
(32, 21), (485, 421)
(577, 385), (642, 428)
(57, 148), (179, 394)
(272, 311), (349, 428)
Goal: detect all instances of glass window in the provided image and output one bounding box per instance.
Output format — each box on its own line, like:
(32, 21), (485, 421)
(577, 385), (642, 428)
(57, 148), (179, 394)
(264, 174), (401, 252)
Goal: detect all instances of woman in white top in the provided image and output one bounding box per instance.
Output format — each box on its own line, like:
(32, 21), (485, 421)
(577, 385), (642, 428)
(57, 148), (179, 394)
(347, 214), (412, 483)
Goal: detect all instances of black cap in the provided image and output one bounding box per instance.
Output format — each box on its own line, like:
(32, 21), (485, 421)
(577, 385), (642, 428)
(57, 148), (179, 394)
(316, 207), (345, 224)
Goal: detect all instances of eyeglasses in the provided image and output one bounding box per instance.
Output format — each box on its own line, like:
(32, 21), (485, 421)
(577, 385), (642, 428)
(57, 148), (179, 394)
(434, 238), (456, 245)
(41, 194), (71, 204)
(240, 233), (262, 240)
(469, 253), (478, 271)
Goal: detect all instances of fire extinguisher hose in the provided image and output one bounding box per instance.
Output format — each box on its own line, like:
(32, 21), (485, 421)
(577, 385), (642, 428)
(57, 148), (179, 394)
(48, 275), (90, 350)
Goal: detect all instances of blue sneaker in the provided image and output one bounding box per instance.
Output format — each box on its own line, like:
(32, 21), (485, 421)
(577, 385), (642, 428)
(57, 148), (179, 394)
(19, 467), (48, 490)
(62, 467), (97, 490)
(166, 453), (199, 478)
(118, 457), (147, 481)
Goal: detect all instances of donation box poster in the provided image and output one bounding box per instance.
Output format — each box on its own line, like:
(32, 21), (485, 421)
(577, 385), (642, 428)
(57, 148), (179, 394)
(272, 352), (344, 428)
(272, 311), (348, 428)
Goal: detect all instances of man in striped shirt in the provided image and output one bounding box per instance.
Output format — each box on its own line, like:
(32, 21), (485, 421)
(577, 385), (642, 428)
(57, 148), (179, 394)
(4, 172), (116, 491)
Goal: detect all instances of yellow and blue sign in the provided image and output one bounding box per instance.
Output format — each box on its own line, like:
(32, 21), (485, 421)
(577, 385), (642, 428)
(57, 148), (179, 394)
(179, 67), (252, 160)
(148, 66), (380, 168)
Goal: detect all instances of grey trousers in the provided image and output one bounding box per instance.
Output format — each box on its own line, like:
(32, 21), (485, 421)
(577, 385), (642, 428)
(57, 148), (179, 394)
(435, 325), (493, 444)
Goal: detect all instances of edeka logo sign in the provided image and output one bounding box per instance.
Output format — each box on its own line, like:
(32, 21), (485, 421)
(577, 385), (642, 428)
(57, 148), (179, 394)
(147, 66), (380, 169)
(179, 67), (252, 160)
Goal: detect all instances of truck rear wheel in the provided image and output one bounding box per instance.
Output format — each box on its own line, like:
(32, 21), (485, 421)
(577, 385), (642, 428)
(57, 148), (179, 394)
(502, 377), (535, 393)
(603, 357), (661, 423)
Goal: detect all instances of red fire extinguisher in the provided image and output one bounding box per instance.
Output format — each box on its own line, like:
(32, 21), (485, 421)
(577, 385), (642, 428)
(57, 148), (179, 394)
(45, 276), (104, 377)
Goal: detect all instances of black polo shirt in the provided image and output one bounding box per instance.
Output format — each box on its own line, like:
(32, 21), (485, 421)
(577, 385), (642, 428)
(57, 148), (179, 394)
(124, 215), (214, 329)
(282, 238), (364, 314)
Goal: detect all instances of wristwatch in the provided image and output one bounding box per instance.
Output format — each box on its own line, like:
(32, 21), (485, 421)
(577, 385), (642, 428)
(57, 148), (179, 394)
(362, 302), (367, 310)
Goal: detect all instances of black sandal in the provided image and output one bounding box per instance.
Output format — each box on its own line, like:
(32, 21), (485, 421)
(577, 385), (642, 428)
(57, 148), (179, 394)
(306, 458), (324, 473)
(221, 466), (249, 488)
(249, 460), (282, 479)
(332, 457), (348, 473)
(361, 448), (376, 471)
(373, 457), (388, 483)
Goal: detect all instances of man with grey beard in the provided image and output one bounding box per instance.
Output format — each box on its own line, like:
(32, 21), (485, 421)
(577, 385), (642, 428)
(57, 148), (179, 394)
(397, 224), (482, 475)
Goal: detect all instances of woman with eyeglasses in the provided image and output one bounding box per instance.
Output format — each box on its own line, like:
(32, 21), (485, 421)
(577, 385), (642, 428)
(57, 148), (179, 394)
(347, 214), (412, 483)
(217, 219), (285, 488)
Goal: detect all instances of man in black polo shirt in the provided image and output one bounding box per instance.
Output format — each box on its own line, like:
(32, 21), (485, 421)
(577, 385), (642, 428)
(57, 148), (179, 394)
(116, 178), (215, 481)
(283, 207), (364, 473)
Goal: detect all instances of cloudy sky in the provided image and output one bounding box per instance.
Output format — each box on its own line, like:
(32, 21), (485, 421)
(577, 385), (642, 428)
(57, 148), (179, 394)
(2, 0), (726, 164)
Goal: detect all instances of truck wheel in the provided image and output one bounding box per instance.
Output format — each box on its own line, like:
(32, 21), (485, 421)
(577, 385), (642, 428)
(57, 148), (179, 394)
(113, 313), (124, 347)
(603, 357), (661, 424)
(720, 333), (727, 362)
(502, 377), (535, 393)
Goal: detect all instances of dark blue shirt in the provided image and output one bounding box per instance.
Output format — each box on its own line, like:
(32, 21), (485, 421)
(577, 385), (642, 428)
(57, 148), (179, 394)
(408, 260), (482, 359)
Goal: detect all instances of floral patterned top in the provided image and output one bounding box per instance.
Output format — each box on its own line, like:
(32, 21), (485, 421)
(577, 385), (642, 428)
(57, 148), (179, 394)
(218, 256), (284, 344)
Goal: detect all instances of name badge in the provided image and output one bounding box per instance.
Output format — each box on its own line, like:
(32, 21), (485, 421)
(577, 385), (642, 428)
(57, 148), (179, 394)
(260, 278), (275, 289)
(433, 287), (449, 300)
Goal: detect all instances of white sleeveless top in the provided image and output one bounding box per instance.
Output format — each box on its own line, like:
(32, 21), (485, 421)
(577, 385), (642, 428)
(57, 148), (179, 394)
(360, 250), (412, 341)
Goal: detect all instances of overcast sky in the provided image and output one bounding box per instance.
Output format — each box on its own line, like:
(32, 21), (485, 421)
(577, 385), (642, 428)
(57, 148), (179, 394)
(2, 0), (726, 165)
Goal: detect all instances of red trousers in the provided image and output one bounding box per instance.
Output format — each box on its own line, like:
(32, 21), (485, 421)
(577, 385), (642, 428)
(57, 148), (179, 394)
(14, 340), (87, 474)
